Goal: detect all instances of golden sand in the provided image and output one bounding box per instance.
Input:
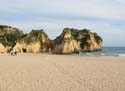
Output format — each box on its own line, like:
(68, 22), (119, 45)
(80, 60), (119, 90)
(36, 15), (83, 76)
(0, 53), (125, 91)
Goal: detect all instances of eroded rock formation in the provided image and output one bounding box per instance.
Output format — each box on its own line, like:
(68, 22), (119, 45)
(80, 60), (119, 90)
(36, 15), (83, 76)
(13, 29), (52, 53)
(70, 28), (103, 52)
(53, 28), (103, 54)
(0, 25), (103, 54)
(53, 28), (80, 54)
(0, 25), (24, 53)
(13, 41), (41, 53)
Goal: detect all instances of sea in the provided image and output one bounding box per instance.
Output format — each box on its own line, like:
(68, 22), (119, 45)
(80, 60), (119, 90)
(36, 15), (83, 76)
(80, 47), (125, 57)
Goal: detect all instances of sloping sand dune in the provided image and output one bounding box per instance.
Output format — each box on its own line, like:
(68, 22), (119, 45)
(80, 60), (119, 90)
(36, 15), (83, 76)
(0, 53), (125, 91)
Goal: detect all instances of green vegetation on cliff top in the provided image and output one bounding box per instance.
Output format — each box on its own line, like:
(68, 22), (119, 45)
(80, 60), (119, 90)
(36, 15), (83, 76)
(20, 29), (48, 44)
(0, 25), (102, 49)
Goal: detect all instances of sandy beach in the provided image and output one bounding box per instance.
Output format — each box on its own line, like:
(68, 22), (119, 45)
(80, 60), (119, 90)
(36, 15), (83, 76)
(0, 53), (125, 91)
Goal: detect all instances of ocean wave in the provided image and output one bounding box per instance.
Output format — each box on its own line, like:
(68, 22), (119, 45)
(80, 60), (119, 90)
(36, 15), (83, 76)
(101, 53), (118, 56)
(80, 47), (125, 57)
(118, 54), (125, 57)
(80, 52), (125, 57)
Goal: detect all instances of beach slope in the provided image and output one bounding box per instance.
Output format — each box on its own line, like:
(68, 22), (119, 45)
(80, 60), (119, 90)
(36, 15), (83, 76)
(0, 54), (125, 91)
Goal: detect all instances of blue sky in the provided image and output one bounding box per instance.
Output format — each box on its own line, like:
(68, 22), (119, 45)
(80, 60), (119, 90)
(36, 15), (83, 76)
(0, 0), (125, 46)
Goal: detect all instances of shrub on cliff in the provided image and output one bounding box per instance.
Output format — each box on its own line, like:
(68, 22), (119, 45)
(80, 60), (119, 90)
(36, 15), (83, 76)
(0, 25), (24, 47)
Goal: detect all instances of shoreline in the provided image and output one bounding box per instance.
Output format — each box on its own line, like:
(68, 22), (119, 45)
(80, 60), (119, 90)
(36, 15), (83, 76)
(1, 52), (125, 57)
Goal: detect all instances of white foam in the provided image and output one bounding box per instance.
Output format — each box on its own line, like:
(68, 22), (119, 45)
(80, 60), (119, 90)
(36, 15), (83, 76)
(118, 54), (125, 57)
(101, 53), (105, 56)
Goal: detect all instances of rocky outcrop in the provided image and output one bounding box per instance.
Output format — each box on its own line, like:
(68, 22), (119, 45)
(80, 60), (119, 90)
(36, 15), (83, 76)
(71, 29), (103, 52)
(0, 25), (103, 54)
(53, 28), (80, 54)
(80, 33), (102, 52)
(13, 41), (41, 53)
(70, 28), (103, 52)
(13, 29), (52, 53)
(0, 25), (24, 52)
(53, 28), (103, 54)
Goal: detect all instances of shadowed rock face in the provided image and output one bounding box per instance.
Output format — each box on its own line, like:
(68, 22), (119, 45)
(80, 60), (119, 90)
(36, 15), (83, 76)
(79, 33), (102, 52)
(68, 28), (103, 52)
(53, 28), (103, 54)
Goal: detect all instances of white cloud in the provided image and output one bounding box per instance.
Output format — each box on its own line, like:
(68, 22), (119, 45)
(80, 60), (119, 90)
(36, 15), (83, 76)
(0, 0), (125, 46)
(1, 0), (125, 21)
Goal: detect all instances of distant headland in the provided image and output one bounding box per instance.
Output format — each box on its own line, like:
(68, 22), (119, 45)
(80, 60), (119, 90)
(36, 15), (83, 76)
(0, 25), (103, 54)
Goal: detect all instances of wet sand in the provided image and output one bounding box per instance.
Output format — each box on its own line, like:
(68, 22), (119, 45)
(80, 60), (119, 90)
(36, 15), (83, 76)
(0, 53), (125, 91)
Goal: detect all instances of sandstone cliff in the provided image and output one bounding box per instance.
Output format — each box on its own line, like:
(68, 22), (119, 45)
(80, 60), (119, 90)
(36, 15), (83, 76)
(53, 28), (80, 54)
(53, 28), (103, 54)
(0, 25), (103, 54)
(13, 29), (52, 53)
(70, 28), (103, 52)
(13, 41), (41, 53)
(0, 25), (24, 52)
